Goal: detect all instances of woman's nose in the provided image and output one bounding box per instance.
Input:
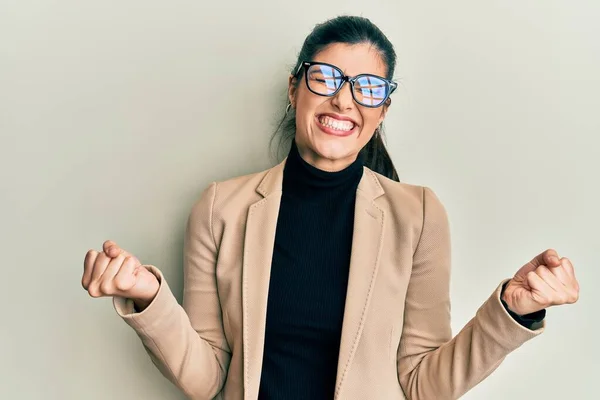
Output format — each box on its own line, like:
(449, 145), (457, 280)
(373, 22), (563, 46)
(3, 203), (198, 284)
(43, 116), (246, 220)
(331, 82), (354, 111)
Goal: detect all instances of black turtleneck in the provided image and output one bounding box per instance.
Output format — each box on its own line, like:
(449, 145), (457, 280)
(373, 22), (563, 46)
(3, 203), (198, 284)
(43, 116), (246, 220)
(256, 139), (544, 399)
(257, 139), (364, 400)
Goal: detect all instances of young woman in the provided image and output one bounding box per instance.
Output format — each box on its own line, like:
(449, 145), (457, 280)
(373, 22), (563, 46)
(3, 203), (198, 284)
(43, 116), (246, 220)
(82, 16), (580, 400)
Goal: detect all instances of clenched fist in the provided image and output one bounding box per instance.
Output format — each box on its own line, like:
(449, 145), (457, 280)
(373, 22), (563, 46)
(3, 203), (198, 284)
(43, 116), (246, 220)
(82, 240), (160, 311)
(503, 249), (580, 316)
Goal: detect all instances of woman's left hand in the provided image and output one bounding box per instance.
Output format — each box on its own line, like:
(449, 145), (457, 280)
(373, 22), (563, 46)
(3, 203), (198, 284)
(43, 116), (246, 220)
(502, 249), (580, 316)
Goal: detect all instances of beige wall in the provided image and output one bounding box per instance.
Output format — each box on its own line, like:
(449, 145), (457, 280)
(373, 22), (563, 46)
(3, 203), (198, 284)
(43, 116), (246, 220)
(1, 1), (598, 399)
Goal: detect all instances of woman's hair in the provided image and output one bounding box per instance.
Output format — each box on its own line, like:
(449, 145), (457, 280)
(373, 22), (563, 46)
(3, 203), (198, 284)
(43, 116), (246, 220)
(270, 15), (400, 182)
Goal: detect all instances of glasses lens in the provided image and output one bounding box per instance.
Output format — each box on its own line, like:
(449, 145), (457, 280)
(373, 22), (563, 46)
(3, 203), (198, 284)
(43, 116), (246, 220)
(306, 64), (343, 95)
(353, 75), (389, 107)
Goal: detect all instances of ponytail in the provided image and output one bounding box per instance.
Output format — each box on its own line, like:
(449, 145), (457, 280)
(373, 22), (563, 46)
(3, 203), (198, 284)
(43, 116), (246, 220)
(359, 126), (400, 182)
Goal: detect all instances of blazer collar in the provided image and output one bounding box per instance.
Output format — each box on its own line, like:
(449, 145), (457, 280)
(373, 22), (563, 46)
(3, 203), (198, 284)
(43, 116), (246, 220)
(256, 156), (385, 201)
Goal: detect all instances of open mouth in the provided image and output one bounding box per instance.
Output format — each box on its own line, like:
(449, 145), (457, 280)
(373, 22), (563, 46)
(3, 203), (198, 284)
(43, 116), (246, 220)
(316, 114), (357, 135)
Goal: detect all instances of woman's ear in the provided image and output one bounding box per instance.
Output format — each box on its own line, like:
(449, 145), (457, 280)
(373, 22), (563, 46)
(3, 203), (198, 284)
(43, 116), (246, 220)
(288, 74), (297, 107)
(378, 98), (392, 124)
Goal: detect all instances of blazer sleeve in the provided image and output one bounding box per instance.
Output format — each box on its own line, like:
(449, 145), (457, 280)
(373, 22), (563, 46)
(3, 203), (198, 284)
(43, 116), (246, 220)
(113, 182), (231, 400)
(397, 186), (545, 400)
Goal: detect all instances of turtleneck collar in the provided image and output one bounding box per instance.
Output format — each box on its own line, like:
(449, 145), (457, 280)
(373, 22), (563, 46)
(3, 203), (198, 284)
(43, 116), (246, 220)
(282, 139), (364, 198)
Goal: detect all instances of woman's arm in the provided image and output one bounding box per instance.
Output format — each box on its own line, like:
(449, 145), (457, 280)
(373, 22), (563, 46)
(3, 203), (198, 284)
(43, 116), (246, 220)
(113, 182), (231, 399)
(397, 187), (544, 400)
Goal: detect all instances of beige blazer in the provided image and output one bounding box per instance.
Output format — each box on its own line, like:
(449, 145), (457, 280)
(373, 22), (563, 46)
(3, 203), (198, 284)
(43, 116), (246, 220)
(114, 157), (544, 400)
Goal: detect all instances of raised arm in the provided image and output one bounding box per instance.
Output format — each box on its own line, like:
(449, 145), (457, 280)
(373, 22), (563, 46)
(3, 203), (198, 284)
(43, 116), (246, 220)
(112, 182), (231, 399)
(396, 186), (544, 400)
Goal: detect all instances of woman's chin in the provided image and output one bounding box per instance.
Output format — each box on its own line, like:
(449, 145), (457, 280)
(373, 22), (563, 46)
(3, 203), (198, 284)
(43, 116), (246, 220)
(311, 140), (355, 163)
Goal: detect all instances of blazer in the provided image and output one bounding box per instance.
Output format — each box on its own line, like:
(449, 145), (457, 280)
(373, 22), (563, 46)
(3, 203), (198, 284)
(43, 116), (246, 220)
(114, 157), (545, 400)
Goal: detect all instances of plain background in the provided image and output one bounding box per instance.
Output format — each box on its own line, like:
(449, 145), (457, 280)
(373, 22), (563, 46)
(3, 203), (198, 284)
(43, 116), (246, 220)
(1, 1), (598, 399)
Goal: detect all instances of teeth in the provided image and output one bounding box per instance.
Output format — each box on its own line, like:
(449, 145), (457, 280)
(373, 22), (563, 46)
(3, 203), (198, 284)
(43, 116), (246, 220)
(318, 116), (354, 131)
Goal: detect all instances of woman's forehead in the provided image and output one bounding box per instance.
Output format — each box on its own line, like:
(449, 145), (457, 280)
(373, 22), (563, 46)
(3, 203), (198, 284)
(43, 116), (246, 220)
(312, 43), (387, 76)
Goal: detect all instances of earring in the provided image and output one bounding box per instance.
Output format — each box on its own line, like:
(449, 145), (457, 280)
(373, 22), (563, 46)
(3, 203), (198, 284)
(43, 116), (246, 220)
(285, 103), (292, 114)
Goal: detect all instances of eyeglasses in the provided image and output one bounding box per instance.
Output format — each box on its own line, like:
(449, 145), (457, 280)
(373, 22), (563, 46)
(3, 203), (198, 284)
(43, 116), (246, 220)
(294, 61), (398, 108)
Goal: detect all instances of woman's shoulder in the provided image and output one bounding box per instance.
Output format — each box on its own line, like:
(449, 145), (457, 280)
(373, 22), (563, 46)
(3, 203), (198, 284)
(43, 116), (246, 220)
(213, 161), (284, 199)
(215, 167), (273, 193)
(366, 167), (447, 215)
(189, 162), (283, 218)
(366, 167), (423, 198)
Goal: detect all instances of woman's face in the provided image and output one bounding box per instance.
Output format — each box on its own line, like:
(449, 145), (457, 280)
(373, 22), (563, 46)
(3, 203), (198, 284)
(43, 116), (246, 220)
(288, 42), (390, 171)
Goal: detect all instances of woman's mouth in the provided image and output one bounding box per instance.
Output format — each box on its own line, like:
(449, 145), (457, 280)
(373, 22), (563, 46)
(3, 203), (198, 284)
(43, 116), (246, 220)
(315, 114), (357, 137)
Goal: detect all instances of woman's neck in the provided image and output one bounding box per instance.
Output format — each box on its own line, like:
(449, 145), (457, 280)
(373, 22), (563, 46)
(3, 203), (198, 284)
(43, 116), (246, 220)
(294, 139), (361, 172)
(282, 139), (364, 198)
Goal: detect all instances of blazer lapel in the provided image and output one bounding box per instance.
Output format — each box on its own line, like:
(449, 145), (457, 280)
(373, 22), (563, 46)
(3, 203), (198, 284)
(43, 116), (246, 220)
(242, 158), (286, 400)
(334, 168), (386, 399)
(241, 162), (385, 400)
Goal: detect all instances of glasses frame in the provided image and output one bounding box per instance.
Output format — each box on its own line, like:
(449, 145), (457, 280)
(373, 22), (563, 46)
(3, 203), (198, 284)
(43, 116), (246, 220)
(294, 60), (398, 108)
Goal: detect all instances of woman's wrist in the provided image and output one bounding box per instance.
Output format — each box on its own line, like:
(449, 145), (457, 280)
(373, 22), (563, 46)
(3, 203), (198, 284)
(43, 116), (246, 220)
(132, 297), (152, 312)
(131, 279), (160, 312)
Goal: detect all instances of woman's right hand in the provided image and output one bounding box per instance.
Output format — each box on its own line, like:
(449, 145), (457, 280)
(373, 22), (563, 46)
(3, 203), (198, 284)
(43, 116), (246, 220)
(82, 240), (160, 311)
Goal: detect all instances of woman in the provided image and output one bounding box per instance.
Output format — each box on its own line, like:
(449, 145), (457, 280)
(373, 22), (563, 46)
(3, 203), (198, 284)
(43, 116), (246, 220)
(81, 16), (579, 400)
